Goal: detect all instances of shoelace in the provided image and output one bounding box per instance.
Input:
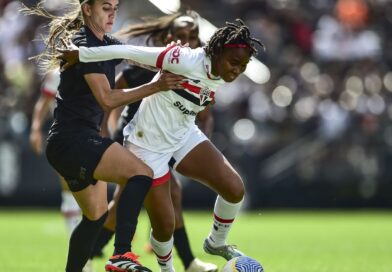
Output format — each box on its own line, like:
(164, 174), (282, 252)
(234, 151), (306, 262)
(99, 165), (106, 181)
(222, 244), (238, 250)
(114, 252), (142, 265)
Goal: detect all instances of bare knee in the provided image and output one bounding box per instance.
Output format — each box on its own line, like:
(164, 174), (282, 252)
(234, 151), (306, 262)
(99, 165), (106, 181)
(133, 164), (153, 178)
(84, 205), (108, 221)
(222, 175), (245, 203)
(151, 218), (175, 241)
(119, 164), (153, 184)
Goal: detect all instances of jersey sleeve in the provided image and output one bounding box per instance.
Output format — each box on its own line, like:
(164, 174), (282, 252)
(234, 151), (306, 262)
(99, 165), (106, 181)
(79, 44), (196, 74)
(41, 69), (60, 97)
(72, 36), (106, 75)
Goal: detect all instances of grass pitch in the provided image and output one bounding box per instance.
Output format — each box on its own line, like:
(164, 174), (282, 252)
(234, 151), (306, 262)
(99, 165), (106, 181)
(0, 209), (391, 271)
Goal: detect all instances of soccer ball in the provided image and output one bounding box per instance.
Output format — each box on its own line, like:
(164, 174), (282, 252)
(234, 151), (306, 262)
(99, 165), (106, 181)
(222, 256), (264, 272)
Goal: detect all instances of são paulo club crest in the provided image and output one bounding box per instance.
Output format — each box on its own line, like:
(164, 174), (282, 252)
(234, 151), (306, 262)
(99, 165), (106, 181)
(199, 87), (211, 105)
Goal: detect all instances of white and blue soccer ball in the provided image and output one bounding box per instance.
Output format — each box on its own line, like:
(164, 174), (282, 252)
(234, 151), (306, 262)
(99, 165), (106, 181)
(222, 256), (264, 272)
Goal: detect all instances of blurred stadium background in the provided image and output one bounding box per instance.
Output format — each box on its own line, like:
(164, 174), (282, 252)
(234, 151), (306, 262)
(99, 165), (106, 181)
(1, 0), (392, 209)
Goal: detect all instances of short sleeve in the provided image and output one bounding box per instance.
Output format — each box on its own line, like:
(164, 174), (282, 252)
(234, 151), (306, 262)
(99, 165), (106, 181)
(73, 35), (106, 75)
(79, 61), (106, 75)
(158, 46), (199, 75)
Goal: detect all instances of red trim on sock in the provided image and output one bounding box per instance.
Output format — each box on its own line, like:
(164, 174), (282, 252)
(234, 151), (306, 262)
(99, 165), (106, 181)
(155, 249), (172, 261)
(214, 213), (235, 224)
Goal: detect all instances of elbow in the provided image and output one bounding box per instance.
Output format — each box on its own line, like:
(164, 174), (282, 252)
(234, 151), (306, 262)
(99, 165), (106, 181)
(101, 101), (114, 112)
(101, 104), (112, 112)
(99, 96), (115, 112)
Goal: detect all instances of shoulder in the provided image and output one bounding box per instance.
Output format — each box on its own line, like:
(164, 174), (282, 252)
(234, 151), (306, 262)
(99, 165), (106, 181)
(176, 47), (204, 66)
(104, 34), (123, 46)
(161, 46), (204, 73)
(72, 28), (88, 48)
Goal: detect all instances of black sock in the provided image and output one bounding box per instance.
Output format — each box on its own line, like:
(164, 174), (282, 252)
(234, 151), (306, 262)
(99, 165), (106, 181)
(90, 227), (114, 258)
(65, 212), (107, 272)
(114, 175), (152, 255)
(174, 227), (195, 269)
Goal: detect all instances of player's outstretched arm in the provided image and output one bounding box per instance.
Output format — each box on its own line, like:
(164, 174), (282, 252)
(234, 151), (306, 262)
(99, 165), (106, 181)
(58, 41), (186, 71)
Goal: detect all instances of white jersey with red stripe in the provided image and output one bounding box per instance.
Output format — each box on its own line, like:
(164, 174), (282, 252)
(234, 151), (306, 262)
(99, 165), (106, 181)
(41, 69), (60, 98)
(79, 44), (225, 152)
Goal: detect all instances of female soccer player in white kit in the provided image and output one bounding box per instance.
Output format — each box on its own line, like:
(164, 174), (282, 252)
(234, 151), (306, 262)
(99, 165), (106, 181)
(60, 19), (264, 272)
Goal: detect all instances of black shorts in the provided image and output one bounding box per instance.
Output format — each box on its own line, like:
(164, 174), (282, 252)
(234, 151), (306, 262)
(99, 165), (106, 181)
(46, 129), (114, 192)
(112, 117), (128, 145)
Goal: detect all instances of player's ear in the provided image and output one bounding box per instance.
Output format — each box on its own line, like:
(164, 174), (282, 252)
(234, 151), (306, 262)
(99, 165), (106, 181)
(81, 3), (92, 16)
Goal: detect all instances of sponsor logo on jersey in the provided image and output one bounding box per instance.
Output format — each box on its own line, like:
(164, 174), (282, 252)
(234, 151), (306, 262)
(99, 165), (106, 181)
(173, 101), (197, 116)
(170, 47), (181, 64)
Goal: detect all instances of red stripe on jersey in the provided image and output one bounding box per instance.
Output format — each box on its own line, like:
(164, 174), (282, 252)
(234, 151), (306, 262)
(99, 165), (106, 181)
(156, 44), (177, 69)
(41, 88), (56, 98)
(214, 213), (235, 224)
(152, 171), (171, 187)
(182, 81), (201, 95)
(181, 82), (215, 99)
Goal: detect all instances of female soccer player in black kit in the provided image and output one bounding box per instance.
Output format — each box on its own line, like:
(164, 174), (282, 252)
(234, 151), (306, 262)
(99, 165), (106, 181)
(90, 12), (217, 272)
(24, 0), (184, 271)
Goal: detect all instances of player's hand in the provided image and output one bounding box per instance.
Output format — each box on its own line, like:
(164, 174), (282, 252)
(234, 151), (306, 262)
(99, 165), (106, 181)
(29, 129), (43, 155)
(57, 38), (80, 71)
(153, 71), (185, 91)
(166, 40), (189, 48)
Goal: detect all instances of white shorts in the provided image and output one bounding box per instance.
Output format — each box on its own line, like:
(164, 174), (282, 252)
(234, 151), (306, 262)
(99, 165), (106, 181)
(124, 126), (208, 187)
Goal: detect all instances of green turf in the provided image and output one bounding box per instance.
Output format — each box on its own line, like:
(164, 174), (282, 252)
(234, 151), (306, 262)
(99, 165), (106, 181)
(0, 209), (391, 271)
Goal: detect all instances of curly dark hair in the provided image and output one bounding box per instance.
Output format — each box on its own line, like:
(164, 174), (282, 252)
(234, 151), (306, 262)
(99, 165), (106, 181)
(205, 19), (265, 58)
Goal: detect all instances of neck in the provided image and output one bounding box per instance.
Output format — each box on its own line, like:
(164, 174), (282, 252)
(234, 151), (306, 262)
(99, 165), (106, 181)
(85, 21), (105, 40)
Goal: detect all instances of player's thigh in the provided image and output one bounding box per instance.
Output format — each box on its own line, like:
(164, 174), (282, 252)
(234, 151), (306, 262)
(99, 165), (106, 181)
(94, 142), (152, 185)
(169, 171), (185, 228)
(58, 174), (71, 191)
(144, 182), (175, 240)
(175, 140), (244, 202)
(72, 180), (108, 220)
(169, 169), (182, 206)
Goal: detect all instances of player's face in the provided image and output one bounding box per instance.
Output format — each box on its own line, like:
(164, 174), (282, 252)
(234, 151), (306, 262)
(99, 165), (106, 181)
(171, 26), (200, 49)
(86, 0), (119, 33)
(213, 48), (251, 82)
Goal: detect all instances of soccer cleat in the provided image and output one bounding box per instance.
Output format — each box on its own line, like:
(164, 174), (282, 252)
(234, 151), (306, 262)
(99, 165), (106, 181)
(203, 239), (245, 261)
(105, 252), (152, 272)
(185, 258), (218, 272)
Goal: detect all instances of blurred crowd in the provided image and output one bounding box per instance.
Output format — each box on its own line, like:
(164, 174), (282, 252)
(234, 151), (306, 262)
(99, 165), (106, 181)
(1, 0), (392, 208)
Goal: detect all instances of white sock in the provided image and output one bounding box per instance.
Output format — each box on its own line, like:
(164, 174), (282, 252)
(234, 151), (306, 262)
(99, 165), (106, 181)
(150, 231), (175, 272)
(208, 195), (243, 247)
(60, 191), (81, 236)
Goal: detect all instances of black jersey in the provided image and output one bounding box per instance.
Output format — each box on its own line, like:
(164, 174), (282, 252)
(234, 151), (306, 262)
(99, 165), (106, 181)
(49, 26), (122, 136)
(120, 65), (157, 123)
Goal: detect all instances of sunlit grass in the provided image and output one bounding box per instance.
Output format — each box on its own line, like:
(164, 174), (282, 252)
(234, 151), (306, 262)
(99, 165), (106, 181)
(0, 209), (391, 271)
